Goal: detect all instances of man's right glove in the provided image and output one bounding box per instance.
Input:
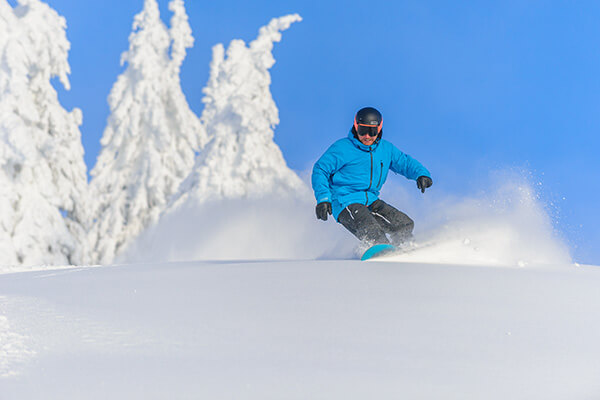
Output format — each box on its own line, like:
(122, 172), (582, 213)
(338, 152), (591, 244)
(316, 202), (332, 221)
(417, 176), (433, 193)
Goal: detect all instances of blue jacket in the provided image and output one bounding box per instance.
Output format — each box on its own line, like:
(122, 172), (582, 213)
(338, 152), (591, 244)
(312, 131), (431, 221)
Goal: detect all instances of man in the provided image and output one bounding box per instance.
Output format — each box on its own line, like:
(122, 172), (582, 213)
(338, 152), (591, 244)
(311, 107), (433, 246)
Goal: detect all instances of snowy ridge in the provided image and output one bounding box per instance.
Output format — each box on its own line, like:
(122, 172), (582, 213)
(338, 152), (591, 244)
(89, 0), (206, 264)
(168, 14), (307, 211)
(0, 0), (90, 267)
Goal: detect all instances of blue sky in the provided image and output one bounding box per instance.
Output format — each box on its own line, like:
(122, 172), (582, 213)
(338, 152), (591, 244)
(26, 0), (600, 264)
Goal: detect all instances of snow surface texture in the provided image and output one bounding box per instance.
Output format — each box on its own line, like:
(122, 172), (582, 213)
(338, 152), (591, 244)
(0, 311), (34, 378)
(0, 0), (90, 266)
(1, 260), (599, 399)
(89, 0), (206, 265)
(168, 14), (307, 211)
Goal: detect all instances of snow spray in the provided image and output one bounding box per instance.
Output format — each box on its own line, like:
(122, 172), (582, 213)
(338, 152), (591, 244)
(122, 170), (571, 267)
(379, 170), (572, 267)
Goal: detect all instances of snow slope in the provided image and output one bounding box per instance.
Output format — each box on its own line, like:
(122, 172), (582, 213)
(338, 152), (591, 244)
(0, 259), (599, 399)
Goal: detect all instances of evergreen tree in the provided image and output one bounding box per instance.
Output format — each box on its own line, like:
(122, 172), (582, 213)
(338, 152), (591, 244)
(0, 0), (90, 266)
(89, 0), (206, 264)
(169, 14), (307, 211)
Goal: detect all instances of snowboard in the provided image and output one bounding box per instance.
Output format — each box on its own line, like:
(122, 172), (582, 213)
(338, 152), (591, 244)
(360, 244), (397, 261)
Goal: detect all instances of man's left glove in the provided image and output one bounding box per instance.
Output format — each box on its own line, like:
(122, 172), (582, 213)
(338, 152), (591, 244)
(417, 176), (433, 193)
(316, 202), (332, 221)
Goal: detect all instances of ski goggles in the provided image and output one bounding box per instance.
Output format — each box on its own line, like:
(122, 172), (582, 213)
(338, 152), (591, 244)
(354, 116), (383, 137)
(356, 124), (380, 137)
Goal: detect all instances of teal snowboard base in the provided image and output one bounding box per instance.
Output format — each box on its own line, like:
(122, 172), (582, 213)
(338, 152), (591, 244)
(360, 244), (397, 261)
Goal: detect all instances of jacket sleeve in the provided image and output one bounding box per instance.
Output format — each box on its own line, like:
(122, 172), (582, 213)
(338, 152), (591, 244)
(311, 143), (343, 204)
(390, 144), (431, 180)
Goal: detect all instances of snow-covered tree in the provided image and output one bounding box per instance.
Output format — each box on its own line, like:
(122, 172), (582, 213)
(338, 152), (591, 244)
(89, 0), (206, 264)
(168, 14), (307, 211)
(0, 0), (90, 266)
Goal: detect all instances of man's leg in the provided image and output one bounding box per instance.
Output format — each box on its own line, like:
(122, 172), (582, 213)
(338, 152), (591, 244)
(368, 200), (414, 245)
(338, 203), (390, 245)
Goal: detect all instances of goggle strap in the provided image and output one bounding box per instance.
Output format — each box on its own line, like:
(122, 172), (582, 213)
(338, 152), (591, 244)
(353, 116), (383, 133)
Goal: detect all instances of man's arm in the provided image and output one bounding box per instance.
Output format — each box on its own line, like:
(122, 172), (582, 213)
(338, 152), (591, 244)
(311, 143), (343, 204)
(390, 145), (431, 181)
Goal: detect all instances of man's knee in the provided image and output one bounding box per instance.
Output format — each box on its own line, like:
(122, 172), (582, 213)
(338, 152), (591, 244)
(339, 203), (368, 224)
(403, 216), (415, 232)
(338, 203), (368, 234)
(338, 203), (389, 244)
(370, 199), (414, 232)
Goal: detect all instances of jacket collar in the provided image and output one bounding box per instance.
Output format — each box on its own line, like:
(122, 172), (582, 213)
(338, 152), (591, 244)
(347, 130), (380, 152)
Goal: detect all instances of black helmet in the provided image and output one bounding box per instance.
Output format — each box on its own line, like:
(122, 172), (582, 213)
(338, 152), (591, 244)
(353, 107), (383, 138)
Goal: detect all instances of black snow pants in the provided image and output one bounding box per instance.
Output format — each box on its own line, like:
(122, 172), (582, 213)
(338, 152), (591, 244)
(337, 199), (414, 246)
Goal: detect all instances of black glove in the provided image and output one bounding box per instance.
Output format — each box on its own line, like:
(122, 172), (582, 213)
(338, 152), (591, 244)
(417, 176), (433, 193)
(315, 202), (332, 221)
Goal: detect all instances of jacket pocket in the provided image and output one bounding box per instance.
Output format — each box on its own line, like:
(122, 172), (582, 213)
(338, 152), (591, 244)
(376, 162), (383, 187)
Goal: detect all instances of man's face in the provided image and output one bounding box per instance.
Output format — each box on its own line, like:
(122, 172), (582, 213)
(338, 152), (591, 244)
(357, 133), (377, 146)
(356, 124), (379, 146)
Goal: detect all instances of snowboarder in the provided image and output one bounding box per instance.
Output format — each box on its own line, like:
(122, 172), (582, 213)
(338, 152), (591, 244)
(312, 107), (433, 246)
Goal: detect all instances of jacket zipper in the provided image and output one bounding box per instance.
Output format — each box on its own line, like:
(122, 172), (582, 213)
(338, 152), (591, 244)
(377, 162), (383, 187)
(365, 149), (373, 204)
